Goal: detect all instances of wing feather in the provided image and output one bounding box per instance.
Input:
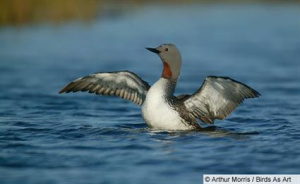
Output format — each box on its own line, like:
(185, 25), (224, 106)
(183, 76), (260, 124)
(59, 71), (150, 106)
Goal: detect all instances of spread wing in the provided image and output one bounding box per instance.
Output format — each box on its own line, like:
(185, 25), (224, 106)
(183, 76), (260, 124)
(59, 71), (150, 106)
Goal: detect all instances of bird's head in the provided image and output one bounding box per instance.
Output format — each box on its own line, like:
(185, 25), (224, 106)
(146, 44), (182, 80)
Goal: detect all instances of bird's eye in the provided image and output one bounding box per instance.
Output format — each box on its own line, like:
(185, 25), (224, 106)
(165, 48), (168, 52)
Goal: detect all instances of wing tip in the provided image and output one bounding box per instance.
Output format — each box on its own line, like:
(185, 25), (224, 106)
(59, 84), (74, 94)
(253, 90), (261, 98)
(248, 87), (261, 99)
(58, 87), (67, 94)
(207, 75), (261, 98)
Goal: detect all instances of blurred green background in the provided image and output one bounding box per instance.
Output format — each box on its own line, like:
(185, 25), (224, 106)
(0, 0), (299, 26)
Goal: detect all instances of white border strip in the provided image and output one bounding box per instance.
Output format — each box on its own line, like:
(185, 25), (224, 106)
(203, 175), (300, 184)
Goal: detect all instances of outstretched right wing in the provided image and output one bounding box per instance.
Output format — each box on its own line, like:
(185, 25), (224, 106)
(183, 76), (260, 124)
(59, 70), (150, 106)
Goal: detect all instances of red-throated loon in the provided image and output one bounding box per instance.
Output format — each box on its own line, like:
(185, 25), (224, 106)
(59, 44), (260, 130)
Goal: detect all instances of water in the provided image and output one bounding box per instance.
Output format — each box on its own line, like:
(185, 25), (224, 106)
(0, 4), (300, 184)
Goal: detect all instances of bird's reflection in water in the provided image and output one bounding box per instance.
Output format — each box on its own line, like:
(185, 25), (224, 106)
(146, 126), (259, 155)
(148, 125), (259, 140)
(200, 126), (259, 139)
(144, 127), (241, 156)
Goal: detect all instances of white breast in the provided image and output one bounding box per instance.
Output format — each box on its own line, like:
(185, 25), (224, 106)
(141, 78), (192, 131)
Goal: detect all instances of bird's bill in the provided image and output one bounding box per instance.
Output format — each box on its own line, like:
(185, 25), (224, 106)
(146, 47), (160, 54)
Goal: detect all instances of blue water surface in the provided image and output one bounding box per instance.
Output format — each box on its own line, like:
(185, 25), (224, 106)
(0, 4), (300, 184)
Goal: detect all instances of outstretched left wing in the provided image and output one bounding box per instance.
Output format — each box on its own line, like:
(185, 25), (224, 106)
(59, 71), (150, 106)
(182, 76), (260, 124)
